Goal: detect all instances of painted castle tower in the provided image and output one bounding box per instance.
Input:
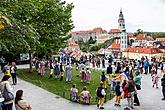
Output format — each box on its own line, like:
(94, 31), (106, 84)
(118, 9), (128, 51)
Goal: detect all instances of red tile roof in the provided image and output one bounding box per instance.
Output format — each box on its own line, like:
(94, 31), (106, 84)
(109, 29), (121, 33)
(136, 34), (154, 41)
(107, 39), (120, 49)
(124, 47), (163, 54)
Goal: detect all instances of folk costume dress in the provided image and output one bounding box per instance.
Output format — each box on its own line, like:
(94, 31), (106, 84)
(40, 60), (45, 76)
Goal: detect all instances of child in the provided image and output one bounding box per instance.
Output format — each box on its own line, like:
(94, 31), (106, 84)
(100, 71), (106, 89)
(96, 82), (106, 109)
(81, 86), (90, 104)
(81, 68), (86, 83)
(152, 71), (160, 88)
(70, 84), (79, 102)
(86, 67), (91, 83)
(114, 81), (122, 106)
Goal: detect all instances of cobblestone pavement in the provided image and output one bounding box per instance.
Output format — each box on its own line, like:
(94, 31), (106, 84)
(5, 65), (165, 110)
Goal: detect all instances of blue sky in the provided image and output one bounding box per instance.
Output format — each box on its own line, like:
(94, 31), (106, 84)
(66, 0), (165, 32)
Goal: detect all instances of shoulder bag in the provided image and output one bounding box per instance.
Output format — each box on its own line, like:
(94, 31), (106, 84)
(2, 83), (14, 102)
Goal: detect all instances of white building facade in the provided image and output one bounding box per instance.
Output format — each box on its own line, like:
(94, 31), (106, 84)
(118, 10), (128, 51)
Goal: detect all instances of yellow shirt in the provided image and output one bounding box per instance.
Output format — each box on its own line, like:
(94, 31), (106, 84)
(61, 72), (64, 76)
(4, 69), (11, 76)
(115, 73), (120, 81)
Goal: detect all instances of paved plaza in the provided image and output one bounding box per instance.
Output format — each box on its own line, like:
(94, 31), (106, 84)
(3, 65), (165, 110)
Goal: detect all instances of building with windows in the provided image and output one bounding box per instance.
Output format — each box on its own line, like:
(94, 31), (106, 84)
(68, 27), (107, 42)
(96, 33), (110, 43)
(118, 9), (128, 51)
(122, 47), (163, 60)
(108, 29), (121, 38)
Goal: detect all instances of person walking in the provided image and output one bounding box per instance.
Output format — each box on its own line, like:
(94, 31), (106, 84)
(126, 76), (136, 109)
(10, 62), (17, 85)
(0, 75), (14, 110)
(15, 90), (31, 110)
(133, 71), (141, 106)
(144, 59), (149, 74)
(114, 81), (122, 106)
(161, 74), (165, 100)
(96, 82), (106, 109)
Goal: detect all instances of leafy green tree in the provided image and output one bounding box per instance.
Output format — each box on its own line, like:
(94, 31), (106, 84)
(134, 29), (144, 36)
(88, 36), (96, 44)
(0, 0), (74, 71)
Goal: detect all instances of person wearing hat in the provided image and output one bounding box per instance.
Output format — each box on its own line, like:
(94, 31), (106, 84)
(96, 82), (106, 109)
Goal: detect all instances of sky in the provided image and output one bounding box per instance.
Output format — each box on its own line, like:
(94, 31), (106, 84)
(66, 0), (165, 32)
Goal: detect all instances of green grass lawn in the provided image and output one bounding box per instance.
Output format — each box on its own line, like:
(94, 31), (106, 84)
(17, 67), (114, 104)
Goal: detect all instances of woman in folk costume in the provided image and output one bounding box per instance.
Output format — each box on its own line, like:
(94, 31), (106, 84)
(91, 58), (95, 68)
(152, 71), (160, 88)
(86, 67), (91, 83)
(40, 58), (45, 77)
(81, 68), (86, 82)
(54, 62), (60, 78)
(65, 63), (72, 82)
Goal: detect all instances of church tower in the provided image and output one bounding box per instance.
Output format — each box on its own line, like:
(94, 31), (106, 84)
(118, 9), (128, 51)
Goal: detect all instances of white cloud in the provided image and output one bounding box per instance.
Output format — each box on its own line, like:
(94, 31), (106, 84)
(66, 0), (165, 32)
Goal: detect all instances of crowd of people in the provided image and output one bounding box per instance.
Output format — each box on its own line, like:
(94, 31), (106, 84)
(31, 53), (165, 109)
(0, 57), (31, 110)
(0, 53), (165, 110)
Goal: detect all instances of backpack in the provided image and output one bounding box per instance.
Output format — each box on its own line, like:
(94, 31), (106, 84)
(97, 87), (103, 97)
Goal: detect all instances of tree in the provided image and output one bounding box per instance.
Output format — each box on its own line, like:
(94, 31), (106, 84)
(0, 0), (74, 71)
(134, 29), (144, 36)
(88, 36), (96, 44)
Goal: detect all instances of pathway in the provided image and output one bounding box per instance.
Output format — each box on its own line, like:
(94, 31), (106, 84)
(4, 65), (165, 110)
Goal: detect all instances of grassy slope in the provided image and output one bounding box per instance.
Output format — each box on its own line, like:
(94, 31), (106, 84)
(17, 67), (114, 104)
